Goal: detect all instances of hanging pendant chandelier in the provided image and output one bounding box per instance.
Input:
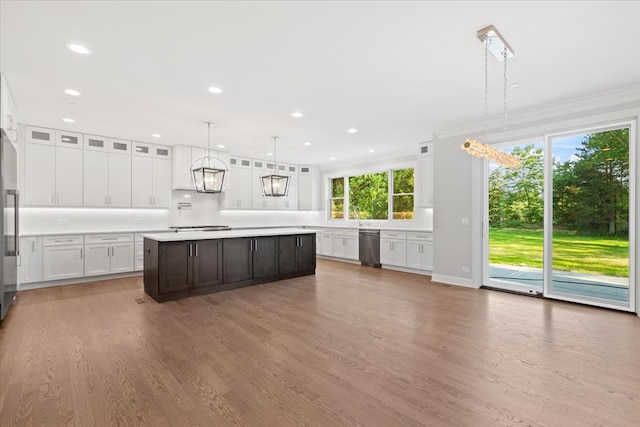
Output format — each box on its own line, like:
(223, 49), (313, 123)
(461, 25), (521, 169)
(260, 136), (290, 197)
(191, 122), (228, 193)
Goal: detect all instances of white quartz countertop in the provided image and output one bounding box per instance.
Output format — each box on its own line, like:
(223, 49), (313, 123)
(20, 229), (172, 237)
(141, 227), (316, 242)
(307, 225), (433, 232)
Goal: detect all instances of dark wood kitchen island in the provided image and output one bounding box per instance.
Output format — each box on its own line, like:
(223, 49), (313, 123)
(141, 228), (316, 302)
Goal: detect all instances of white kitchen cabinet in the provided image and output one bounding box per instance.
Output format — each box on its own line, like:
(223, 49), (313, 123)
(24, 143), (83, 206)
(24, 126), (55, 145)
(134, 240), (144, 271)
(23, 143), (55, 205)
(315, 229), (333, 256)
(417, 141), (433, 208)
(108, 153), (132, 207)
(332, 229), (359, 260)
(406, 232), (433, 270)
(275, 164), (298, 210)
(42, 235), (84, 281)
(224, 156), (253, 209)
(55, 146), (83, 206)
(152, 159), (171, 207)
(298, 165), (320, 211)
(84, 150), (131, 207)
(252, 159), (276, 209)
(1, 73), (18, 143)
(19, 236), (43, 284)
(83, 150), (109, 206)
(56, 130), (82, 149)
(131, 154), (171, 208)
(380, 231), (407, 267)
(84, 234), (134, 276)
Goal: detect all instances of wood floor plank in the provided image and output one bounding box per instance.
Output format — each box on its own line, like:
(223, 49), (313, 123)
(1, 259), (639, 426)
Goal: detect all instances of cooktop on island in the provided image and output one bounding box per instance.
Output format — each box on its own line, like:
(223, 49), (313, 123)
(170, 225), (232, 232)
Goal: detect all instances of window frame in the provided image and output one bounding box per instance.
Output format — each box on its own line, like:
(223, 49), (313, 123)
(327, 166), (415, 222)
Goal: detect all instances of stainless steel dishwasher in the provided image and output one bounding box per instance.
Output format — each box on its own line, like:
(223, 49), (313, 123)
(359, 229), (381, 267)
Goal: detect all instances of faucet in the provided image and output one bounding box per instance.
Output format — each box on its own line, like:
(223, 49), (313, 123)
(353, 206), (362, 227)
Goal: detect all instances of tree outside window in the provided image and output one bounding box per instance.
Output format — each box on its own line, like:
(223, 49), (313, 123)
(349, 172), (388, 219)
(392, 168), (414, 219)
(330, 177), (345, 219)
(329, 167), (414, 221)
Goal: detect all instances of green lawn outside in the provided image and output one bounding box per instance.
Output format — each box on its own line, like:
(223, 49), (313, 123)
(489, 228), (629, 277)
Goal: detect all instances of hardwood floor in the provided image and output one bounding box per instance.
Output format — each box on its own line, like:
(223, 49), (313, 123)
(1, 259), (639, 426)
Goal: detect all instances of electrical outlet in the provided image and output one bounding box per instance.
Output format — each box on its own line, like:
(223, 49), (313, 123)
(462, 266), (470, 273)
(461, 218), (470, 226)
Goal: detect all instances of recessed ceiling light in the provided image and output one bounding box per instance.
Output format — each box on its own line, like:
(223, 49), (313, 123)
(368, 149), (375, 153)
(64, 89), (81, 96)
(303, 141), (311, 146)
(65, 43), (91, 55)
(69, 102), (77, 107)
(217, 144), (225, 148)
(330, 157), (336, 160)
(292, 111), (303, 118)
(509, 82), (520, 88)
(208, 86), (223, 94)
(152, 133), (162, 138)
(347, 128), (358, 134)
(62, 118), (75, 123)
(267, 152), (273, 156)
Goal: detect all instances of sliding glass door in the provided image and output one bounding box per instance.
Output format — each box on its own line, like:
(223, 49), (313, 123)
(484, 122), (635, 311)
(545, 125), (634, 310)
(484, 138), (545, 295)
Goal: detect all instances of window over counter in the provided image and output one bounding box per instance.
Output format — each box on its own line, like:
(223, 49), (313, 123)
(328, 167), (414, 221)
(330, 178), (345, 219)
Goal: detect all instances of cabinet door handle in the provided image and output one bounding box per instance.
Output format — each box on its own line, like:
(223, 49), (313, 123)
(112, 247), (115, 257)
(32, 241), (35, 252)
(107, 247), (110, 257)
(195, 243), (198, 257)
(254, 239), (258, 251)
(80, 248), (83, 259)
(188, 244), (192, 257)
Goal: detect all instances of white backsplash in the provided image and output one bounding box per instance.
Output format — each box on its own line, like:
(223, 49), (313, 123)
(19, 207), (171, 234)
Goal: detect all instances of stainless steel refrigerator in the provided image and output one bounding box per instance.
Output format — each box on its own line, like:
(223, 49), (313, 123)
(1, 128), (19, 322)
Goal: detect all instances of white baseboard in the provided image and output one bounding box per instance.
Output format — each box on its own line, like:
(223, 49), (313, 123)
(381, 265), (431, 276)
(19, 271), (142, 291)
(431, 274), (480, 289)
(316, 255), (361, 265)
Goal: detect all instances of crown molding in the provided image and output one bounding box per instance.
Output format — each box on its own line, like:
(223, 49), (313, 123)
(435, 84), (640, 140)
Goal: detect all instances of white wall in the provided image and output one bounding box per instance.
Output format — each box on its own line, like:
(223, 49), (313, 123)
(431, 84), (640, 311)
(170, 190), (320, 228)
(315, 153), (433, 230)
(19, 208), (171, 234)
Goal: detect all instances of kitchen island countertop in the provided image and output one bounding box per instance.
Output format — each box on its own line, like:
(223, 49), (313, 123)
(141, 227), (315, 242)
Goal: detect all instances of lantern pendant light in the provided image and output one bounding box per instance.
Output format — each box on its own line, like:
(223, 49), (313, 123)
(191, 122), (228, 193)
(260, 136), (290, 197)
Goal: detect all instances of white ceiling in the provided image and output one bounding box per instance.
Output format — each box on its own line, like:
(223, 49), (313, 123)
(1, 1), (639, 165)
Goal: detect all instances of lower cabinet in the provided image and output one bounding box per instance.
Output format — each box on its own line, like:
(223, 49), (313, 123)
(279, 234), (316, 275)
(19, 237), (43, 284)
(223, 236), (278, 283)
(332, 230), (359, 260)
(406, 232), (433, 270)
(43, 240), (84, 281)
(380, 231), (408, 267)
(144, 239), (223, 298)
(144, 233), (316, 302)
(315, 229), (333, 256)
(84, 242), (134, 276)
